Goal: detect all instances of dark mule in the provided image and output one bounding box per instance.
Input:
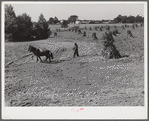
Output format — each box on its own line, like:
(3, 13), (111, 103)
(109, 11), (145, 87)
(28, 45), (53, 63)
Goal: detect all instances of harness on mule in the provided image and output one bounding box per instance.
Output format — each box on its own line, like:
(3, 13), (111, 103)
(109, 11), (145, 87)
(28, 45), (53, 63)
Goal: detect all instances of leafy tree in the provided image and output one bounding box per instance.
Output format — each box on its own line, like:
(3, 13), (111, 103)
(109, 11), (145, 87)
(48, 16), (59, 24)
(54, 16), (59, 24)
(113, 15), (144, 23)
(35, 13), (49, 39)
(101, 19), (110, 23)
(121, 16), (127, 23)
(113, 15), (123, 23)
(5, 4), (16, 40)
(127, 16), (136, 23)
(12, 13), (33, 41)
(49, 17), (54, 24)
(5, 4), (33, 41)
(68, 15), (78, 24)
(136, 15), (144, 23)
(61, 20), (68, 28)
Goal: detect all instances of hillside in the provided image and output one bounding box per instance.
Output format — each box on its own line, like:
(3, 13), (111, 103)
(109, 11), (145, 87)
(5, 25), (144, 106)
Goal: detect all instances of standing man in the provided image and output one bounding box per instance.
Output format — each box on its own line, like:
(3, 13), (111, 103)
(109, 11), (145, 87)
(73, 43), (79, 58)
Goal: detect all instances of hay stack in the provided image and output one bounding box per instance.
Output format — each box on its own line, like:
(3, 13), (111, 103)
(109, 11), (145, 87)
(125, 24), (128, 28)
(101, 31), (121, 59)
(95, 27), (98, 31)
(127, 30), (134, 38)
(99, 27), (102, 31)
(140, 23), (144, 26)
(54, 32), (57, 38)
(122, 25), (125, 29)
(92, 32), (98, 40)
(78, 29), (82, 34)
(132, 24), (135, 29)
(105, 26), (110, 31)
(112, 29), (120, 36)
(83, 31), (86, 37)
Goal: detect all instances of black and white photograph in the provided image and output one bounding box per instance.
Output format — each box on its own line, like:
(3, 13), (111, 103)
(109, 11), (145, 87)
(2, 1), (147, 119)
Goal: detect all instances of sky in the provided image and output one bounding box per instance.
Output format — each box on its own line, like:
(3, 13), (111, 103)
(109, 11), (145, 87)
(8, 2), (144, 22)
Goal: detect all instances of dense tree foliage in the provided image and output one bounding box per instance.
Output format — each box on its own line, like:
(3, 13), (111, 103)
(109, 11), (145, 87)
(135, 15), (144, 23)
(54, 16), (59, 24)
(48, 16), (59, 24)
(34, 13), (50, 39)
(48, 17), (55, 24)
(5, 4), (16, 41)
(68, 15), (78, 24)
(12, 13), (33, 41)
(5, 5), (49, 41)
(61, 20), (68, 28)
(5, 5), (33, 41)
(113, 15), (144, 23)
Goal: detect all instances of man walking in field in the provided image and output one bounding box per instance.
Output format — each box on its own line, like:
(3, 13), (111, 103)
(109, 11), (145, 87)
(73, 43), (79, 58)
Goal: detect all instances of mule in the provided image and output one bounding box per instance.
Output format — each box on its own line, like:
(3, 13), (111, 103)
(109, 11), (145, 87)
(28, 45), (53, 63)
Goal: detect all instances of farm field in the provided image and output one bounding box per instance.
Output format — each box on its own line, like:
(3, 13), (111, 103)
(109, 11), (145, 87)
(5, 24), (144, 106)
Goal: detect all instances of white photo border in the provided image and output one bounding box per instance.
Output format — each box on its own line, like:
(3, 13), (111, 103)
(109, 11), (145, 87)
(1, 1), (148, 119)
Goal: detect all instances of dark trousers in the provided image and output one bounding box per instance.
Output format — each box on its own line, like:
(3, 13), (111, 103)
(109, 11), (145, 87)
(73, 50), (79, 58)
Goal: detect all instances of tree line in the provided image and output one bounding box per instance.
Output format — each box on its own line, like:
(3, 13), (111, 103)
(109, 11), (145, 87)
(5, 4), (50, 42)
(112, 15), (144, 23)
(5, 4), (144, 42)
(5, 5), (78, 42)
